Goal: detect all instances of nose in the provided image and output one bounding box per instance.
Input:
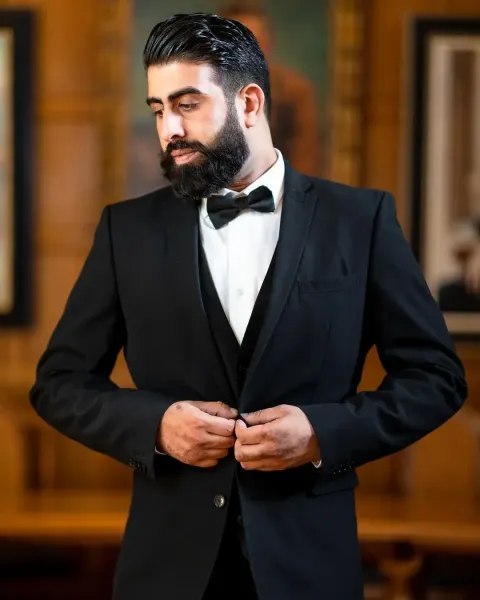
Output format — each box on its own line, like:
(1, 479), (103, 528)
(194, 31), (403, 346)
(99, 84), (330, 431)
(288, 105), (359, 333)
(158, 111), (185, 145)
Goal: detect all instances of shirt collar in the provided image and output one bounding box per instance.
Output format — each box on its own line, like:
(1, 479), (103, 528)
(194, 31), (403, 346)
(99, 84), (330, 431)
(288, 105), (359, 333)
(200, 149), (285, 222)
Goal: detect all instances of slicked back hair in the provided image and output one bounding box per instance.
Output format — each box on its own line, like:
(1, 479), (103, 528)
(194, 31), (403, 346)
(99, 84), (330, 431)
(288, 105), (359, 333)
(143, 12), (271, 118)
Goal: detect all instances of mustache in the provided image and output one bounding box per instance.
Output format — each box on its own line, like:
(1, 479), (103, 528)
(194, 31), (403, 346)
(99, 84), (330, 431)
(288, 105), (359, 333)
(165, 140), (209, 156)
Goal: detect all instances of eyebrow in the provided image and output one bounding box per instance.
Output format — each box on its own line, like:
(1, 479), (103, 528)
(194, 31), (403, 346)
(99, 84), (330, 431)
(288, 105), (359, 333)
(146, 86), (204, 107)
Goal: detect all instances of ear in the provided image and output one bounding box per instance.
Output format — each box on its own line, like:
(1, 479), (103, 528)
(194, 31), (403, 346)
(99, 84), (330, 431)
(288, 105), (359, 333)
(239, 84), (265, 128)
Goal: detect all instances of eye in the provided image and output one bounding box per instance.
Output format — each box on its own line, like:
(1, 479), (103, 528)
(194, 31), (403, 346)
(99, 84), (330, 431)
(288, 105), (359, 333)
(152, 109), (163, 118)
(179, 103), (198, 112)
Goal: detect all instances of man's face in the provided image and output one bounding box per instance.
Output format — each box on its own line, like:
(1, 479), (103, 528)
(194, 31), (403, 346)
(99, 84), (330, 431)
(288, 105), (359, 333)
(147, 62), (249, 202)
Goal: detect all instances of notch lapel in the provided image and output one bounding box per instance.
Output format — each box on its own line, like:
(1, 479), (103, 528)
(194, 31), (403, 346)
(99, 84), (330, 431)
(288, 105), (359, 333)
(241, 165), (317, 398)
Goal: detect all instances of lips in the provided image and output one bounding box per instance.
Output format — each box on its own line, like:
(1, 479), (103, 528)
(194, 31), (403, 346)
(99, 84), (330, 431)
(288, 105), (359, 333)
(170, 148), (200, 165)
(171, 148), (195, 158)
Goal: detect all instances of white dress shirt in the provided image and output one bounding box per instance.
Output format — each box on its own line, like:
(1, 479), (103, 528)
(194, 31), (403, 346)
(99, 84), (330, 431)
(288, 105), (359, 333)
(199, 150), (321, 469)
(199, 150), (284, 344)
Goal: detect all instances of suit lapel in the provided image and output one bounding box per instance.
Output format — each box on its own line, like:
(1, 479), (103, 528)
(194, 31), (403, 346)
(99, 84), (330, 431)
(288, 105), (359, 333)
(165, 195), (234, 402)
(242, 164), (317, 397)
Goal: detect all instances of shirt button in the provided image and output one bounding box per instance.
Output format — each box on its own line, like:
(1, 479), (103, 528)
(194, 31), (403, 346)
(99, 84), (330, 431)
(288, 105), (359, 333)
(213, 494), (226, 509)
(237, 288), (245, 297)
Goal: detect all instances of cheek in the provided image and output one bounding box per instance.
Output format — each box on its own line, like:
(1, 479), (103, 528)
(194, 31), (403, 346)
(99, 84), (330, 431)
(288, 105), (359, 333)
(188, 115), (221, 144)
(211, 99), (228, 125)
(156, 123), (165, 147)
(195, 100), (229, 139)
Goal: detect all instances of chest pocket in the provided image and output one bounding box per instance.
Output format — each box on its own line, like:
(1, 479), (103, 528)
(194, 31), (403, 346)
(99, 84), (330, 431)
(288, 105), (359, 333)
(297, 274), (357, 294)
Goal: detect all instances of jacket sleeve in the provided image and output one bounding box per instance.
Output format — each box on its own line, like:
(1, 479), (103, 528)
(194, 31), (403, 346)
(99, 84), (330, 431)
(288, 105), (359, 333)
(30, 206), (174, 481)
(301, 192), (468, 478)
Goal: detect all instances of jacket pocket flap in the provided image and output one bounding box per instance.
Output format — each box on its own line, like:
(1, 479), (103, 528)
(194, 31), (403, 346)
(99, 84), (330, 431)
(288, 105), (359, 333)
(297, 274), (357, 294)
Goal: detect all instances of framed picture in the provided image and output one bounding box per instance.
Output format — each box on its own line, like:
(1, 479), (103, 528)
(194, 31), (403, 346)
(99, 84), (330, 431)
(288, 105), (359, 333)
(0, 10), (34, 326)
(408, 17), (480, 340)
(96, 0), (367, 205)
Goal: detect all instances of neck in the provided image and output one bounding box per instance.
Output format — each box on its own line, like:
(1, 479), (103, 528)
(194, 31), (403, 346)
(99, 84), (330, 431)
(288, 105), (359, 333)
(228, 146), (278, 192)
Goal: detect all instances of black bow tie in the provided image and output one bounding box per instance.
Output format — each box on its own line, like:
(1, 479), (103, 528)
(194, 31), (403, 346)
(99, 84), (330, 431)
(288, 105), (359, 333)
(207, 185), (275, 229)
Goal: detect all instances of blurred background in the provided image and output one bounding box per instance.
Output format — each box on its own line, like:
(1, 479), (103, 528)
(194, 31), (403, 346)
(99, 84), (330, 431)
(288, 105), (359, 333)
(0, 0), (480, 598)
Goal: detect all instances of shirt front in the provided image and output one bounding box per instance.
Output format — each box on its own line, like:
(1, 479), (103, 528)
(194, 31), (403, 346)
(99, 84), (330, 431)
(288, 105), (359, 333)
(199, 149), (285, 344)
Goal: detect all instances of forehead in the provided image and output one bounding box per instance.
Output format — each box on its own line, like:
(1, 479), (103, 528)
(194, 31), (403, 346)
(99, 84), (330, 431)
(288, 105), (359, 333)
(147, 62), (220, 100)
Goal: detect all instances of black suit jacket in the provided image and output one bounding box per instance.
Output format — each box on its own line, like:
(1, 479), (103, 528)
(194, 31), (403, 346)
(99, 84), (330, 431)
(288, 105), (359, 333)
(30, 165), (468, 600)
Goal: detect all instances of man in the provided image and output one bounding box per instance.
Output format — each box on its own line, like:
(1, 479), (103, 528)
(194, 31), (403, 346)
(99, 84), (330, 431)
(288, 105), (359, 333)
(30, 13), (467, 600)
(221, 4), (322, 176)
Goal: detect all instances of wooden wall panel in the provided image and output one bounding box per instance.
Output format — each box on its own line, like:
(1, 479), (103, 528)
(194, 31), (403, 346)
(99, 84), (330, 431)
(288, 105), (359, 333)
(33, 256), (89, 354)
(364, 0), (480, 219)
(358, 0), (480, 494)
(37, 123), (100, 229)
(405, 407), (479, 501)
(0, 0), (479, 494)
(0, 0), (110, 488)
(35, 0), (98, 99)
(0, 0), (101, 354)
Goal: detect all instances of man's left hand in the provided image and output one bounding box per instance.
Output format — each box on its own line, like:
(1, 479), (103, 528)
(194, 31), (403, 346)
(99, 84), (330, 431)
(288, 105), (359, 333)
(234, 405), (321, 471)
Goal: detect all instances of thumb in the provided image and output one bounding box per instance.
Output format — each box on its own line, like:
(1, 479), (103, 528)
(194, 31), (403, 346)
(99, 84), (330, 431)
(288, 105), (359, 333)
(191, 401), (238, 419)
(242, 406), (283, 426)
(235, 418), (247, 436)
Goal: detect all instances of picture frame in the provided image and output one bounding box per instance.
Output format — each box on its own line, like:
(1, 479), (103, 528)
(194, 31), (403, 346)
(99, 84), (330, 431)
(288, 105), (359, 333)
(407, 17), (480, 341)
(96, 0), (367, 207)
(0, 10), (34, 327)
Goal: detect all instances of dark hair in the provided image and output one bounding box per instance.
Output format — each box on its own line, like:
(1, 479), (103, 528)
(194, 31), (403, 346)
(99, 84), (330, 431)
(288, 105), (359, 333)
(143, 12), (271, 118)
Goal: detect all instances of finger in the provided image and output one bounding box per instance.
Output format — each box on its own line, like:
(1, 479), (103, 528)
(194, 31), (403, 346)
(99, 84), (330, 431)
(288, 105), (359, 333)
(192, 447), (230, 465)
(235, 441), (271, 463)
(195, 459), (219, 468)
(239, 459), (286, 471)
(202, 434), (235, 449)
(187, 405), (235, 436)
(235, 423), (268, 444)
(206, 447), (230, 459)
(235, 419), (247, 437)
(241, 406), (284, 426)
(193, 401), (238, 419)
(201, 413), (236, 437)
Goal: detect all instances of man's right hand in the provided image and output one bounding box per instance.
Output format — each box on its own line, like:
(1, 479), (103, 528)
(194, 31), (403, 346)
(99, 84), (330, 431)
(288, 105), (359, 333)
(157, 401), (238, 467)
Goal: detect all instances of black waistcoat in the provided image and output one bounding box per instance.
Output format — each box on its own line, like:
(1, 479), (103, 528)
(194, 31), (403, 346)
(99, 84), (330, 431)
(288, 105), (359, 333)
(197, 231), (276, 402)
(197, 228), (277, 555)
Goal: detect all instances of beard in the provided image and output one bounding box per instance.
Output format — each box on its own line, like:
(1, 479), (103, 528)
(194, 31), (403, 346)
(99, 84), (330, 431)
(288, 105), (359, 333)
(159, 105), (250, 204)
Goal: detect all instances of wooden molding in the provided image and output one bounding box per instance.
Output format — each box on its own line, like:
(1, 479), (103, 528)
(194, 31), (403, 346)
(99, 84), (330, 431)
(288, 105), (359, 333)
(97, 0), (132, 206)
(327, 0), (367, 186)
